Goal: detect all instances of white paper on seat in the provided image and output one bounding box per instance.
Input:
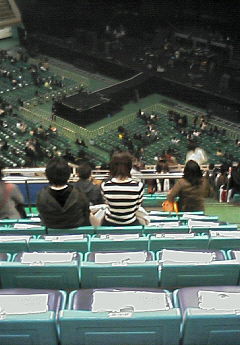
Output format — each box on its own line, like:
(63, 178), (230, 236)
(92, 290), (172, 313)
(155, 233), (195, 239)
(29, 217), (41, 222)
(13, 223), (42, 229)
(210, 231), (240, 238)
(21, 252), (74, 264)
(0, 236), (31, 242)
(149, 216), (172, 221)
(44, 235), (84, 242)
(161, 249), (215, 264)
(198, 290), (240, 310)
(149, 222), (179, 228)
(94, 251), (148, 264)
(232, 251), (240, 262)
(182, 214), (216, 220)
(188, 220), (219, 228)
(0, 294), (48, 314)
(100, 234), (140, 241)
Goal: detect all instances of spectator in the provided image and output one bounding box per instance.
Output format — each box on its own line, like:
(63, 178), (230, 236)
(75, 162), (103, 205)
(36, 157), (90, 229)
(167, 160), (207, 211)
(227, 162), (240, 201)
(0, 166), (25, 219)
(101, 151), (144, 226)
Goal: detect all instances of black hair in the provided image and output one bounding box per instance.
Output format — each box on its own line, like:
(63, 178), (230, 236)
(77, 162), (92, 180)
(184, 160), (203, 186)
(45, 157), (71, 186)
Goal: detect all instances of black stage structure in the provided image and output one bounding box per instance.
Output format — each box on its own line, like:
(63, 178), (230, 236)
(55, 73), (151, 127)
(28, 33), (240, 125)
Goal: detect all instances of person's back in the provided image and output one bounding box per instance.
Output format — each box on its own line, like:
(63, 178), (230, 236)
(75, 162), (103, 205)
(101, 152), (144, 226)
(37, 157), (89, 229)
(167, 160), (206, 211)
(0, 171), (25, 219)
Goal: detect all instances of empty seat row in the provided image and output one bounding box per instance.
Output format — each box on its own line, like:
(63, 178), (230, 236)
(0, 231), (240, 253)
(0, 285), (240, 345)
(0, 249), (239, 289)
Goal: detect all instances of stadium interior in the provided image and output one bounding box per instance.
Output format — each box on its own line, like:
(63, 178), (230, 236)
(0, 0), (240, 344)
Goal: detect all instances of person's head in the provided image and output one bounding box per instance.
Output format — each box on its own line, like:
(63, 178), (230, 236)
(188, 140), (197, 151)
(184, 160), (202, 185)
(109, 151), (132, 179)
(45, 157), (71, 186)
(77, 162), (92, 180)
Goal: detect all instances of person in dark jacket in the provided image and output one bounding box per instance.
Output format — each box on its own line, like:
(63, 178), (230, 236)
(36, 157), (90, 229)
(75, 162), (103, 205)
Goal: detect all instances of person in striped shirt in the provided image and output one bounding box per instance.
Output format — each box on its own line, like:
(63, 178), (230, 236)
(101, 151), (144, 226)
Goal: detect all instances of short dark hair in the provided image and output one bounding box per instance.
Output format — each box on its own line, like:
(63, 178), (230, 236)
(109, 151), (132, 178)
(45, 157), (71, 186)
(77, 162), (91, 180)
(183, 160), (202, 185)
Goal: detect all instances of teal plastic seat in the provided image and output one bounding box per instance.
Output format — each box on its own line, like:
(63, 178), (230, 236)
(29, 235), (89, 253)
(81, 251), (159, 288)
(89, 234), (149, 252)
(0, 288), (66, 345)
(149, 233), (209, 252)
(157, 249), (239, 288)
(0, 252), (82, 290)
(59, 288), (181, 345)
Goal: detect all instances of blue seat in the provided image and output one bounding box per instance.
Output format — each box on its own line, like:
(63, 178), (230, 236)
(157, 249), (239, 288)
(89, 234), (149, 252)
(0, 288), (66, 345)
(174, 286), (240, 345)
(149, 233), (209, 252)
(0, 235), (31, 253)
(0, 252), (82, 289)
(59, 288), (181, 345)
(29, 234), (89, 253)
(209, 231), (240, 250)
(81, 251), (159, 288)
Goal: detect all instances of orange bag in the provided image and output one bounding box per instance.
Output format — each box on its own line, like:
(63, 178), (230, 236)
(162, 200), (178, 212)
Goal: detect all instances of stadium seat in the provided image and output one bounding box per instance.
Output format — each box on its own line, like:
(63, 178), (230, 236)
(59, 288), (181, 345)
(0, 252), (82, 289)
(81, 251), (158, 288)
(89, 234), (149, 252)
(174, 286), (240, 345)
(158, 249), (239, 288)
(0, 288), (66, 345)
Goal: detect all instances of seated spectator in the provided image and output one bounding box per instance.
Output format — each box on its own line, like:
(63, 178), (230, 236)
(75, 162), (103, 205)
(227, 162), (240, 201)
(0, 166), (25, 219)
(167, 160), (207, 212)
(101, 151), (144, 226)
(36, 157), (90, 229)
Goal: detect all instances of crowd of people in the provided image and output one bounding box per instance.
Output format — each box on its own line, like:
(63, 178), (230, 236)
(1, 151), (240, 228)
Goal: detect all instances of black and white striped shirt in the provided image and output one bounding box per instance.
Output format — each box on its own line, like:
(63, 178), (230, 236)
(101, 178), (144, 225)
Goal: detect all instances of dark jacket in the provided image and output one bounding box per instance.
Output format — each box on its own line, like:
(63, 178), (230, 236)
(74, 180), (103, 205)
(36, 185), (90, 229)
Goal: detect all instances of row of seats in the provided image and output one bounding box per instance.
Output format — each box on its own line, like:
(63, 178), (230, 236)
(1, 231), (240, 253)
(0, 249), (239, 289)
(0, 285), (240, 345)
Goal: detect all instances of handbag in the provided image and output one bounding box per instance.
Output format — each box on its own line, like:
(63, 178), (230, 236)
(162, 200), (178, 213)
